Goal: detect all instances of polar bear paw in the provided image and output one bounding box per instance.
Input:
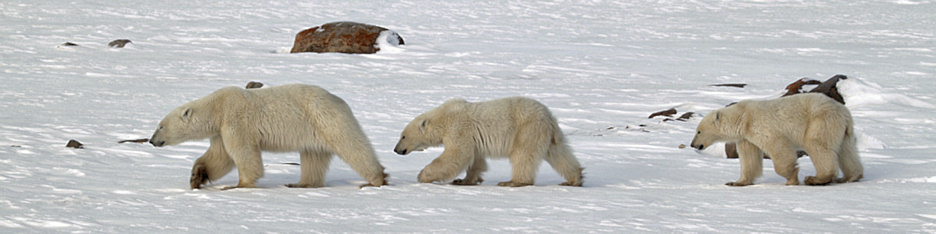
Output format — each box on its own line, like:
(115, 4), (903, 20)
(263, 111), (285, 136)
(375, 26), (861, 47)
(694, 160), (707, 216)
(804, 176), (833, 186)
(190, 163), (209, 190)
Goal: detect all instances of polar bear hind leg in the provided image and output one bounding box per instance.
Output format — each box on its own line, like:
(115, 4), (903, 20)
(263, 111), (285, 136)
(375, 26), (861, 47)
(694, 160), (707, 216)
(802, 128), (841, 186)
(836, 127), (864, 183)
(544, 136), (583, 187)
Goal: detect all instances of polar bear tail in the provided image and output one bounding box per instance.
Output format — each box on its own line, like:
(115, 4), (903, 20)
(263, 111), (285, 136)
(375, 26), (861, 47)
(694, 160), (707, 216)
(836, 122), (863, 183)
(544, 129), (584, 187)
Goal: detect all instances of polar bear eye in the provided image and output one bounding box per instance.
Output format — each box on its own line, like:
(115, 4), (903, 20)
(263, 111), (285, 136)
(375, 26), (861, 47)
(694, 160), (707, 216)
(401, 136), (406, 140)
(159, 125), (164, 130)
(697, 131), (701, 134)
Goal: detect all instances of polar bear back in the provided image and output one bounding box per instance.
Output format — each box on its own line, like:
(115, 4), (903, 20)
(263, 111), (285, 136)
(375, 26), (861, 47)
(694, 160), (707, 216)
(456, 97), (558, 157)
(221, 84), (359, 152)
(735, 93), (851, 141)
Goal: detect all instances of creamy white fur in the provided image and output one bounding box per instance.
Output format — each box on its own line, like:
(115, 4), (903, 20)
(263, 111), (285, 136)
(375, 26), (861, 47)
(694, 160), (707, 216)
(150, 84), (387, 189)
(394, 97), (584, 187)
(690, 93), (864, 186)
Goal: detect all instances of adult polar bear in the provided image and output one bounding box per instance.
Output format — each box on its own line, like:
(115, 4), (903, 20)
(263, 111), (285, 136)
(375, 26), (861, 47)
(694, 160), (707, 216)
(394, 97), (584, 187)
(690, 93), (863, 186)
(150, 84), (387, 190)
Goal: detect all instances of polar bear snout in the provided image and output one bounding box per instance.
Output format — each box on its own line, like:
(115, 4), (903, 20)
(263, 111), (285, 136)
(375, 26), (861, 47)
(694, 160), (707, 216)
(393, 143), (412, 155)
(149, 132), (166, 147)
(150, 139), (166, 147)
(394, 147), (409, 155)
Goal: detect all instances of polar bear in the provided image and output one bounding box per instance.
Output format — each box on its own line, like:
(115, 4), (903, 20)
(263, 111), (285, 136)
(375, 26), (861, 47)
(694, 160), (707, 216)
(690, 93), (863, 186)
(149, 84), (387, 190)
(393, 97), (584, 187)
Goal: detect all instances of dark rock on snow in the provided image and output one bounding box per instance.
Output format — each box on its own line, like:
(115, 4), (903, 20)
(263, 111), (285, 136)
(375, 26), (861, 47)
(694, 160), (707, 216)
(245, 81), (264, 89)
(108, 39), (132, 48)
(66, 139), (84, 149)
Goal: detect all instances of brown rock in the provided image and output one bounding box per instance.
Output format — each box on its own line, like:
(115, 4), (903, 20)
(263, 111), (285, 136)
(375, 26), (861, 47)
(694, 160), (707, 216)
(807, 74), (847, 104)
(66, 139), (84, 149)
(108, 39), (132, 48)
(782, 78), (821, 97)
(290, 21), (404, 54)
(782, 75), (847, 103)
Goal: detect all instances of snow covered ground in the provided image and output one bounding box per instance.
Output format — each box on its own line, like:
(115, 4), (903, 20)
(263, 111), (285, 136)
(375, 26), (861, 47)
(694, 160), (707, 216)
(2, 0), (935, 232)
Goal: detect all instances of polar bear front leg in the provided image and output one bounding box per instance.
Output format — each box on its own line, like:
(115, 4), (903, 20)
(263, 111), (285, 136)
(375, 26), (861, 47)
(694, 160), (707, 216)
(727, 140), (764, 186)
(452, 154), (487, 185)
(221, 131), (264, 190)
(764, 142), (800, 186)
(190, 136), (235, 189)
(418, 147), (473, 184)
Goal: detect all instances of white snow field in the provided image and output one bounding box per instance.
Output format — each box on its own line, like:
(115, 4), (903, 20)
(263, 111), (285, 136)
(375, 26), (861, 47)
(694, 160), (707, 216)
(2, 0), (935, 232)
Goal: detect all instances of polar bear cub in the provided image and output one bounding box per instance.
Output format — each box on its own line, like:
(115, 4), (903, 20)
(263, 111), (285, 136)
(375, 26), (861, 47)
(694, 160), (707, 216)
(394, 97), (584, 187)
(150, 84), (387, 190)
(690, 93), (864, 186)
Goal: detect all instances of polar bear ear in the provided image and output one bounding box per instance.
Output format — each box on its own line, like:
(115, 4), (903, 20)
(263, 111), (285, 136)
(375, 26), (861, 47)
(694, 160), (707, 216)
(420, 119), (428, 130)
(180, 107), (193, 122)
(713, 111), (721, 126)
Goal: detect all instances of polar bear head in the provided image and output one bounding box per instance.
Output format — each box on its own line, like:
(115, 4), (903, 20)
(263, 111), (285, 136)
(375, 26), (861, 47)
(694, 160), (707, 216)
(393, 115), (435, 155)
(690, 110), (724, 150)
(690, 105), (744, 150)
(149, 104), (213, 147)
(393, 99), (466, 155)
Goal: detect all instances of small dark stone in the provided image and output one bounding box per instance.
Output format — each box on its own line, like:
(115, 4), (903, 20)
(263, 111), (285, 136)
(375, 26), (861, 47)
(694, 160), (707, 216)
(246, 81), (264, 89)
(66, 139), (84, 149)
(710, 83), (747, 88)
(63, 42), (79, 46)
(108, 39), (132, 48)
(676, 112), (694, 121)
